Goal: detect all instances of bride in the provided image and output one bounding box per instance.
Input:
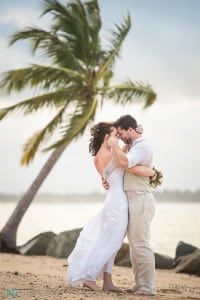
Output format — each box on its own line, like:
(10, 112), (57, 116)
(66, 122), (154, 292)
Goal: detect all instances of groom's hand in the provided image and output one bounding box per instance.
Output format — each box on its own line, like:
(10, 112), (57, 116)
(102, 177), (109, 190)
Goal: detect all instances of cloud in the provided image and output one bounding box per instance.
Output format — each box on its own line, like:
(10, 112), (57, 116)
(0, 0), (41, 27)
(0, 38), (32, 74)
(114, 16), (200, 104)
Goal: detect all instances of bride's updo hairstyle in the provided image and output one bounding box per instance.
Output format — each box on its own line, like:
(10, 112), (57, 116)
(89, 122), (113, 156)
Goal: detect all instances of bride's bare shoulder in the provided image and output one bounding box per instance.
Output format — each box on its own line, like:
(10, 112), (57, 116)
(94, 150), (112, 175)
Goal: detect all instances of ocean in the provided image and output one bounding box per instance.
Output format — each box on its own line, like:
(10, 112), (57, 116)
(0, 194), (200, 258)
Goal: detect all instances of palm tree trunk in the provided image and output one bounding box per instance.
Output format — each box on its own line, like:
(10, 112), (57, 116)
(0, 144), (67, 253)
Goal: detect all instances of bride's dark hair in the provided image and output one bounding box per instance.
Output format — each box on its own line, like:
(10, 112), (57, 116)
(89, 122), (113, 156)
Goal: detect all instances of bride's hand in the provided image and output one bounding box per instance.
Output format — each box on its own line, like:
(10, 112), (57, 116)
(107, 135), (118, 147)
(122, 144), (130, 153)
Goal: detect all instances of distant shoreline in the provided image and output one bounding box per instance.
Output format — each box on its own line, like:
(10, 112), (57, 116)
(0, 190), (200, 203)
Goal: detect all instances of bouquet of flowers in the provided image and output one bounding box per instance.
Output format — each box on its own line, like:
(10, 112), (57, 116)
(150, 167), (163, 188)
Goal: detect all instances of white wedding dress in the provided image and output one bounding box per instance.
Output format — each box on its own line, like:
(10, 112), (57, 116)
(67, 157), (128, 286)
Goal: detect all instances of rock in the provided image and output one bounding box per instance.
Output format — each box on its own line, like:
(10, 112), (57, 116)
(46, 228), (82, 258)
(154, 253), (173, 269)
(115, 243), (173, 269)
(115, 255), (132, 267)
(115, 243), (131, 267)
(175, 241), (198, 259)
(115, 243), (129, 263)
(174, 249), (200, 276)
(18, 232), (56, 255)
(173, 241), (199, 267)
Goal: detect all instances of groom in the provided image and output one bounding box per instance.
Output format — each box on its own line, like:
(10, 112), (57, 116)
(107, 114), (156, 296)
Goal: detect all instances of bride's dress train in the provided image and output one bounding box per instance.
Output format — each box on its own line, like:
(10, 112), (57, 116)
(67, 158), (128, 286)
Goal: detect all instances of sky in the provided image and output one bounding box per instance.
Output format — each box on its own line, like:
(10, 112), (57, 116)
(0, 0), (200, 195)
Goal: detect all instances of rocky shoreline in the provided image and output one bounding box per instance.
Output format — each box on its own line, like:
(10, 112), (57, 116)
(18, 229), (200, 277)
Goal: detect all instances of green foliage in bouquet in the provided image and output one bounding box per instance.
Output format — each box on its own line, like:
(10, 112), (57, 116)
(150, 167), (163, 188)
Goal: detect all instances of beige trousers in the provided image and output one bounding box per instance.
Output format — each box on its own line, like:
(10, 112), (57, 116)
(126, 191), (156, 294)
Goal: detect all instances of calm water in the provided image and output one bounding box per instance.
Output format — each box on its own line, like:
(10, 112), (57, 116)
(1, 200), (200, 257)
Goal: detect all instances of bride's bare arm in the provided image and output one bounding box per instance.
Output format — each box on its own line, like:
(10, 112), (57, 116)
(127, 165), (155, 177)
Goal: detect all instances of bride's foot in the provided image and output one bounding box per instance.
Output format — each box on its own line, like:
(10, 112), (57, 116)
(102, 284), (124, 293)
(84, 280), (100, 291)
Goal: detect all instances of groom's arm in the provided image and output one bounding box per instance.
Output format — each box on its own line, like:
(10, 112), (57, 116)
(109, 137), (150, 170)
(108, 136), (129, 168)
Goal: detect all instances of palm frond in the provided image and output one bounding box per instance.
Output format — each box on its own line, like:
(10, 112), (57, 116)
(9, 26), (83, 71)
(9, 26), (54, 53)
(103, 79), (157, 108)
(0, 64), (83, 94)
(43, 97), (97, 151)
(0, 0), (157, 165)
(42, 0), (101, 66)
(0, 108), (9, 121)
(42, 0), (89, 61)
(85, 0), (101, 37)
(41, 0), (68, 17)
(33, 63), (84, 79)
(95, 14), (131, 81)
(21, 105), (67, 165)
(102, 68), (113, 89)
(0, 89), (75, 121)
(107, 13), (131, 59)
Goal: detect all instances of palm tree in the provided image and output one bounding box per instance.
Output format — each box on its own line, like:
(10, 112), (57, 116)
(0, 0), (156, 252)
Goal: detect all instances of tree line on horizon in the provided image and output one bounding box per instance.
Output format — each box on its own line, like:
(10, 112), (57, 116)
(0, 189), (200, 202)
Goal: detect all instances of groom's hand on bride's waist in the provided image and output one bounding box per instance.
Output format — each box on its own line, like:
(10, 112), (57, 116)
(102, 177), (110, 190)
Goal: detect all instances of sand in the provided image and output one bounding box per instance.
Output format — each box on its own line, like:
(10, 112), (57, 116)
(0, 253), (200, 300)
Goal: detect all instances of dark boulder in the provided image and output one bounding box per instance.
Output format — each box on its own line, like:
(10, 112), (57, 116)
(154, 253), (173, 269)
(46, 228), (82, 258)
(173, 241), (199, 267)
(19, 231), (56, 255)
(174, 249), (200, 276)
(115, 243), (173, 269)
(115, 243), (131, 267)
(175, 241), (198, 259)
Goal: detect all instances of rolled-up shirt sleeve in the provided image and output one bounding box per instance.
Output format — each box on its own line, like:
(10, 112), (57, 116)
(126, 144), (152, 168)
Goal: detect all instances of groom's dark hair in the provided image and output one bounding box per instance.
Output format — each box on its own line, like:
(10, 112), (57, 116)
(114, 114), (137, 130)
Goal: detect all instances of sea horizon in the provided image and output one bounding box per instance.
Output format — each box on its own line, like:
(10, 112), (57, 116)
(0, 189), (200, 203)
(1, 194), (200, 256)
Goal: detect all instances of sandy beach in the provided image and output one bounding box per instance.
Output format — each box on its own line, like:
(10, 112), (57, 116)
(0, 254), (200, 300)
